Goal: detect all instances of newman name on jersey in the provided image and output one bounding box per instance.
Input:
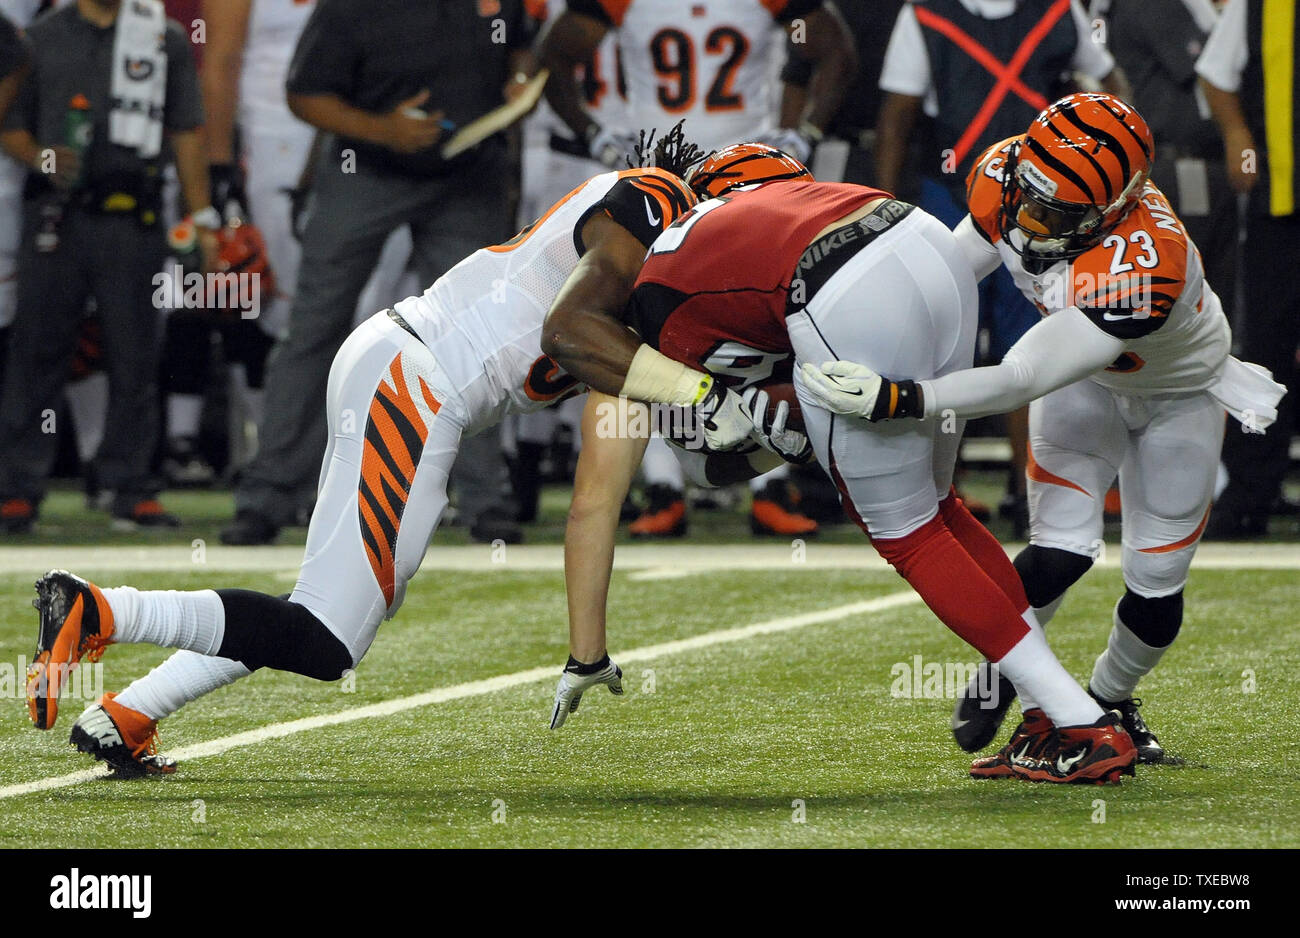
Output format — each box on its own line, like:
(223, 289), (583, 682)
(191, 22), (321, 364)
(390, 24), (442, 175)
(967, 136), (1231, 395)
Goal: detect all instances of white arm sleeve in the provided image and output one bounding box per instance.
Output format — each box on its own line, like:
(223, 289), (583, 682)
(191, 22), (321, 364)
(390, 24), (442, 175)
(953, 215), (1003, 282)
(1195, 0), (1248, 93)
(918, 306), (1125, 419)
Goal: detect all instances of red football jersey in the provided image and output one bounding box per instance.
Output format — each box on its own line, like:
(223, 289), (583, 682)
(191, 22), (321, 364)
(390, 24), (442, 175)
(625, 181), (888, 388)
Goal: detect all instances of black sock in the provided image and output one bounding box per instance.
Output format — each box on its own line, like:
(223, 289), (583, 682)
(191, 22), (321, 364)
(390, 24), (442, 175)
(215, 589), (353, 680)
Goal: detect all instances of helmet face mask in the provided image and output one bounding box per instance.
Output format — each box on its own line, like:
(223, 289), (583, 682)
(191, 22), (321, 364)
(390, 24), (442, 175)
(998, 93), (1154, 271)
(999, 145), (1105, 265)
(687, 142), (811, 199)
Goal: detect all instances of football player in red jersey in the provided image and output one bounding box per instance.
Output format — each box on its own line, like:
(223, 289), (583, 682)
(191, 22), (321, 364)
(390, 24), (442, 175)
(801, 93), (1285, 771)
(550, 142), (1139, 784)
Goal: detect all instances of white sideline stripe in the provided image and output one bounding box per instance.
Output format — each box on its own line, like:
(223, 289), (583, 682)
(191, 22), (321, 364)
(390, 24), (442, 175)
(2, 541), (1297, 576)
(0, 590), (922, 801)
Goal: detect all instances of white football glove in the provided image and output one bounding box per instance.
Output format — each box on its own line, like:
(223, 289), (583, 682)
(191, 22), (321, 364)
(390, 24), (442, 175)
(742, 387), (814, 463)
(587, 126), (639, 169)
(751, 127), (814, 164)
(693, 379), (757, 452)
(799, 361), (926, 422)
(550, 655), (624, 729)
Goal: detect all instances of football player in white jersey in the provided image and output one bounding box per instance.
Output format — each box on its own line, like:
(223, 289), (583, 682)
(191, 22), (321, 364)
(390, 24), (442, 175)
(802, 93), (1285, 771)
(27, 132), (761, 777)
(540, 0), (858, 538)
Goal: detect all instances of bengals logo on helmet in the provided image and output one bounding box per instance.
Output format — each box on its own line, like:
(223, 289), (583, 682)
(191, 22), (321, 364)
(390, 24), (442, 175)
(686, 142), (811, 200)
(999, 93), (1154, 266)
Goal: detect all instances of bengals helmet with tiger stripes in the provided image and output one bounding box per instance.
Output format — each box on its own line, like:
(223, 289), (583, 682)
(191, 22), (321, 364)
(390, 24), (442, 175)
(999, 93), (1154, 266)
(686, 142), (812, 199)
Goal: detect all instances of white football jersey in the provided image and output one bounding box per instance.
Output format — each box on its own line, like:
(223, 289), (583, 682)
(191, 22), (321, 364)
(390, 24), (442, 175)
(574, 0), (817, 150)
(969, 140), (1231, 395)
(392, 168), (696, 430)
(239, 0), (315, 131)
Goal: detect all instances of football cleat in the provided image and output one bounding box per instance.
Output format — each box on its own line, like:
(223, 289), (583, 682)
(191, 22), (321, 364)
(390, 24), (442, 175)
(970, 707), (1053, 779)
(750, 481), (818, 537)
(26, 570), (116, 730)
(1089, 687), (1170, 764)
(70, 693), (177, 778)
(1, 497), (36, 534)
(1009, 711), (1138, 784)
(111, 499), (181, 530)
(629, 484), (687, 538)
(951, 661), (1018, 752)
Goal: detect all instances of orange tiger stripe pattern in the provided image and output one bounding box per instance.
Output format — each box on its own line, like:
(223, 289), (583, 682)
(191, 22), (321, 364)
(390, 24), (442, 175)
(359, 354), (441, 606)
(619, 167), (697, 229)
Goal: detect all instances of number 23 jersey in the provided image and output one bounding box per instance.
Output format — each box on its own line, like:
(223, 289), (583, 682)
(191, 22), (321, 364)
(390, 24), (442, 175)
(967, 136), (1231, 394)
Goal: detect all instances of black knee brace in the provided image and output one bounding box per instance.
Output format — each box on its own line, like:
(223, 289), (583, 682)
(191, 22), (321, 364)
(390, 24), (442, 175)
(1117, 589), (1184, 649)
(215, 589), (353, 681)
(1013, 544), (1095, 609)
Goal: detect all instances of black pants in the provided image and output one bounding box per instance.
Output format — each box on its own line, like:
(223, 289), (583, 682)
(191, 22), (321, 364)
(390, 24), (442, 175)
(0, 204), (165, 508)
(1219, 209), (1300, 514)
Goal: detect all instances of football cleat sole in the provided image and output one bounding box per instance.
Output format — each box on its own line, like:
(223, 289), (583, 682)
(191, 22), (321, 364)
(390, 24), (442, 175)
(26, 570), (115, 730)
(952, 662), (1018, 752)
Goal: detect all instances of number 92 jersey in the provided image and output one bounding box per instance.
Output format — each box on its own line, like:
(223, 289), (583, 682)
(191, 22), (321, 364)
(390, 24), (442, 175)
(967, 136), (1231, 394)
(391, 168), (696, 431)
(569, 0), (824, 150)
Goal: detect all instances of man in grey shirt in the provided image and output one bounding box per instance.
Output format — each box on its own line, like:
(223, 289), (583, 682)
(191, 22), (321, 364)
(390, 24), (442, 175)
(0, 0), (216, 532)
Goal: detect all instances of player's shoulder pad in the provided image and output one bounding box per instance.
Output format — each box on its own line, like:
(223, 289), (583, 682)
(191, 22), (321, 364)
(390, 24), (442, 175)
(765, 0), (825, 24)
(566, 0), (629, 26)
(965, 136), (1021, 245)
(1068, 187), (1190, 340)
(575, 168), (699, 255)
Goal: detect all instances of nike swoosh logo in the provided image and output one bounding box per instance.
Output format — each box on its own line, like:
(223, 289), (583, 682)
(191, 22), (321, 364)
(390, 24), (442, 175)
(826, 376), (863, 395)
(1102, 311), (1141, 321)
(1056, 748), (1087, 773)
(644, 197), (661, 227)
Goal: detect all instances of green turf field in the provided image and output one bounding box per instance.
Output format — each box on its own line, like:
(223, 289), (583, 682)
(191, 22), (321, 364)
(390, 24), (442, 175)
(1, 546), (1296, 848)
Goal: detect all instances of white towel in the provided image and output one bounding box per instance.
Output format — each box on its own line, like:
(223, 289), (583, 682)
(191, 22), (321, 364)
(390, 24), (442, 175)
(108, 0), (168, 160)
(1208, 356), (1287, 432)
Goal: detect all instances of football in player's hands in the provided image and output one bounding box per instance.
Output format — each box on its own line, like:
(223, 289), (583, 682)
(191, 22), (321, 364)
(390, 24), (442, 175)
(747, 382), (804, 433)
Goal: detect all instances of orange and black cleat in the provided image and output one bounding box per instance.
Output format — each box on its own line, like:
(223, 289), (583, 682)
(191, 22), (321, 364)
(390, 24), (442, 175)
(70, 693), (176, 778)
(970, 707), (1053, 779)
(629, 484), (688, 538)
(750, 480), (818, 537)
(1009, 711), (1138, 784)
(26, 570), (117, 730)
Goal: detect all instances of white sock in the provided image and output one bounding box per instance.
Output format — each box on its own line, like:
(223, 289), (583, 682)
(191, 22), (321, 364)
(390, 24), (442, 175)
(1089, 602), (1169, 702)
(102, 587), (225, 655)
(749, 464), (789, 493)
(167, 393), (204, 440)
(115, 651), (251, 721)
(996, 609), (1102, 727)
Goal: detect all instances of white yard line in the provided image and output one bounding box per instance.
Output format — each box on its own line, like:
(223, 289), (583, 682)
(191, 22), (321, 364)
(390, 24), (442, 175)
(0, 542), (1297, 577)
(0, 590), (922, 800)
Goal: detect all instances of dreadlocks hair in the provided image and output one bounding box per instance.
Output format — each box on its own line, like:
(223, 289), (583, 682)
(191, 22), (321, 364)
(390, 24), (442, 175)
(630, 121), (707, 177)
